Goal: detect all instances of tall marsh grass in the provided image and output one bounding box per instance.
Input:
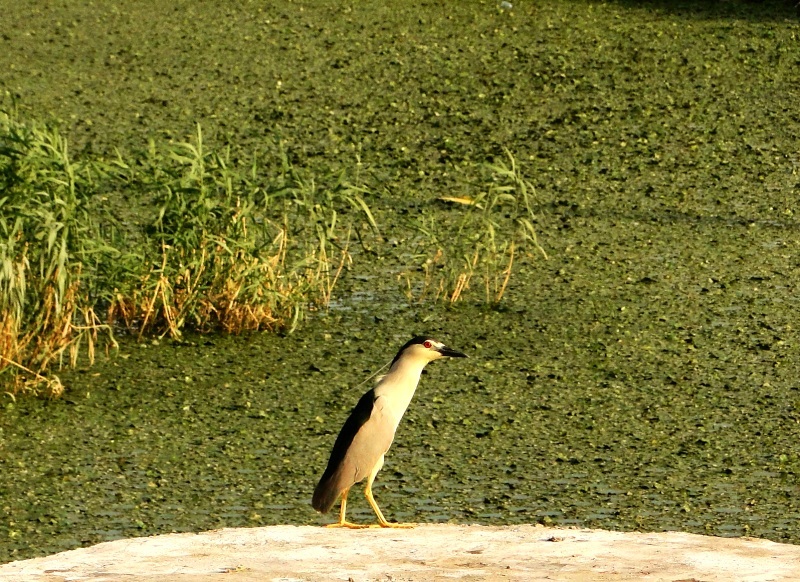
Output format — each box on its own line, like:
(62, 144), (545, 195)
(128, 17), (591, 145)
(107, 125), (359, 338)
(0, 110), (113, 396)
(0, 113), (370, 396)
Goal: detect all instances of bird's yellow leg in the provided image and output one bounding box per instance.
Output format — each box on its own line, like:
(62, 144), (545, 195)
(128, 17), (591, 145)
(364, 460), (414, 529)
(326, 487), (368, 529)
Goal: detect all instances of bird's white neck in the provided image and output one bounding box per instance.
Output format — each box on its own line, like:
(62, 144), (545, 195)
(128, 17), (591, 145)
(373, 355), (429, 429)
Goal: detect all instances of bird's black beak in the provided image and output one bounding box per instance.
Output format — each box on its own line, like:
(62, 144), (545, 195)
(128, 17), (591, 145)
(438, 345), (467, 358)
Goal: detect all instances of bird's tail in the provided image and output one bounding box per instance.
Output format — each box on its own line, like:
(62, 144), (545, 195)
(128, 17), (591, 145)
(312, 470), (342, 513)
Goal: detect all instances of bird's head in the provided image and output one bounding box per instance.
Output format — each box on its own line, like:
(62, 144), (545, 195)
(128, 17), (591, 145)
(391, 336), (468, 368)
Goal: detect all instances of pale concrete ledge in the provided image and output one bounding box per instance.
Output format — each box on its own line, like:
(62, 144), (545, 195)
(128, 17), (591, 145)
(1, 524), (799, 582)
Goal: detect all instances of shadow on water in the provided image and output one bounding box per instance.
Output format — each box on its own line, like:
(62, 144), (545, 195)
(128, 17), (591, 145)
(611, 0), (798, 22)
(544, 200), (800, 233)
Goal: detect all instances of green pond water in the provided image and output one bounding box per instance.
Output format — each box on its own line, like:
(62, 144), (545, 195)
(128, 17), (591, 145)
(3, 208), (800, 561)
(1, 0), (800, 564)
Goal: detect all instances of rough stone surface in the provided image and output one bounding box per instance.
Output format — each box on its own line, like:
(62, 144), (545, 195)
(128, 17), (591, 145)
(2, 524), (799, 582)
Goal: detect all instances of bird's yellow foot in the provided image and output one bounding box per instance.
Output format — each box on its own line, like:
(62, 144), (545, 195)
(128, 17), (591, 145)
(371, 521), (415, 529)
(326, 521), (369, 529)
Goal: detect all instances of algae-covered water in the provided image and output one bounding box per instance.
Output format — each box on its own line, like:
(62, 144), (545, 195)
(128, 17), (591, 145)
(2, 0), (800, 564)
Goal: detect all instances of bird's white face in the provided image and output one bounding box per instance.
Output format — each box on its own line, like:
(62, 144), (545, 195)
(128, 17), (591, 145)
(408, 339), (448, 362)
(404, 338), (468, 363)
(388, 336), (467, 371)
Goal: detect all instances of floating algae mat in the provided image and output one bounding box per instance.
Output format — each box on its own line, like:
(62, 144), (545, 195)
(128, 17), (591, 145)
(2, 268), (800, 562)
(1, 0), (800, 564)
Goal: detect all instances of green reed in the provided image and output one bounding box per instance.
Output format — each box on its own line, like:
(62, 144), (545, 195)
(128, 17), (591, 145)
(0, 109), (116, 396)
(404, 148), (547, 304)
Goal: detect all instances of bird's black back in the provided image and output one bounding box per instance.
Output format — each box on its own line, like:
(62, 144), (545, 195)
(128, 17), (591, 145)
(312, 387), (376, 512)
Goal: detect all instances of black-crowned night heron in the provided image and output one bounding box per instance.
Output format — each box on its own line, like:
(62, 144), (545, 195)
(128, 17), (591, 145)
(312, 336), (467, 528)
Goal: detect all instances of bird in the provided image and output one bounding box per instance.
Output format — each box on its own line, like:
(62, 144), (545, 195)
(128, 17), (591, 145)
(312, 336), (467, 528)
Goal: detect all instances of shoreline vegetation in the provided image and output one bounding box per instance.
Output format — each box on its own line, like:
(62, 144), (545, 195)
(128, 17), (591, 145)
(0, 109), (543, 396)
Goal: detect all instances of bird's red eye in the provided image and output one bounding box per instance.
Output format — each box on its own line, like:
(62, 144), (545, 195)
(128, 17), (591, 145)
(423, 341), (432, 349)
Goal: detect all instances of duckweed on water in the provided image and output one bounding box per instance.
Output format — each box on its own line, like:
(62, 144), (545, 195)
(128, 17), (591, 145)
(1, 0), (800, 564)
(1, 297), (799, 562)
